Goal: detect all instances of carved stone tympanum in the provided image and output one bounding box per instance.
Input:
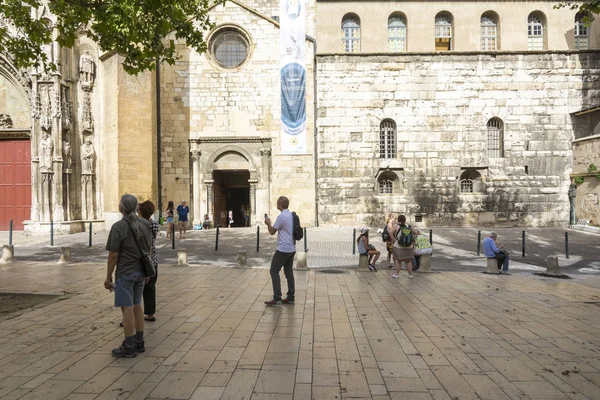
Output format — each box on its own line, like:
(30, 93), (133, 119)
(0, 114), (13, 128)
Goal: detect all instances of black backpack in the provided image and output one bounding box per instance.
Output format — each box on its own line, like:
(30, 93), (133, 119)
(382, 224), (390, 242)
(292, 211), (303, 242)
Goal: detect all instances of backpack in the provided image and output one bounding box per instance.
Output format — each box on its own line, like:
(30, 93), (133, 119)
(292, 211), (303, 242)
(397, 225), (414, 247)
(382, 224), (390, 242)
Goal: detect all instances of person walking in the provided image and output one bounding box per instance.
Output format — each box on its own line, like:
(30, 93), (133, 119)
(165, 201), (174, 239)
(104, 194), (153, 357)
(391, 215), (417, 279)
(176, 200), (189, 239)
(138, 200), (159, 322)
(357, 227), (380, 271)
(264, 196), (296, 306)
(483, 231), (510, 273)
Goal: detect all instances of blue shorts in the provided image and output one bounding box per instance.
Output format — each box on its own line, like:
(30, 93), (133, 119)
(166, 217), (173, 223)
(114, 270), (145, 308)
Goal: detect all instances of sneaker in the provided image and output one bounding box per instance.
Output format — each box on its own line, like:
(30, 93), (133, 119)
(112, 341), (137, 358)
(264, 299), (282, 306)
(368, 264), (376, 271)
(388, 265), (395, 269)
(282, 298), (295, 304)
(135, 339), (145, 353)
(408, 274), (414, 279)
(391, 274), (399, 279)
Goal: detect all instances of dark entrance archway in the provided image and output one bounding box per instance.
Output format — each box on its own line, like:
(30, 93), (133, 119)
(213, 170), (250, 227)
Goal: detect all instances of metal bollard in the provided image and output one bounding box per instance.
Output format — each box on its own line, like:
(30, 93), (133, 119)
(215, 225), (220, 251)
(477, 230), (481, 256)
(50, 221), (54, 246)
(522, 231), (526, 258)
(303, 227), (307, 252)
(565, 232), (569, 259)
(429, 229), (432, 246)
(256, 226), (260, 252)
(9, 220), (13, 246)
(88, 222), (92, 248)
(352, 228), (356, 255)
(172, 226), (175, 249)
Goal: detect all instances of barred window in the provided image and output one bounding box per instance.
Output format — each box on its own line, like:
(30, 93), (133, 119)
(377, 171), (399, 194)
(575, 13), (589, 50)
(528, 14), (544, 50)
(459, 169), (483, 193)
(480, 14), (498, 51)
(460, 179), (474, 193)
(379, 180), (393, 194)
(388, 15), (407, 52)
(487, 118), (504, 158)
(380, 119), (397, 159)
(342, 14), (360, 53)
(435, 13), (453, 51)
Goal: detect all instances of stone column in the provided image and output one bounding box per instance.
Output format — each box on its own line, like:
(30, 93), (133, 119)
(205, 179), (214, 223)
(260, 148), (272, 211)
(249, 180), (257, 227)
(51, 72), (65, 222)
(191, 147), (202, 226)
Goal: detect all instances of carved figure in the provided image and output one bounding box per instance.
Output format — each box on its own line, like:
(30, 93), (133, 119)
(62, 140), (72, 170)
(0, 114), (13, 128)
(81, 138), (95, 174)
(79, 51), (96, 89)
(39, 130), (54, 171)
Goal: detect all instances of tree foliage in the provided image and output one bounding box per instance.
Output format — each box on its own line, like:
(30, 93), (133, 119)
(555, 1), (597, 22)
(0, 0), (221, 74)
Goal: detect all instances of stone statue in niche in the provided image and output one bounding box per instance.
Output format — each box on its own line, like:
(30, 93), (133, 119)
(62, 139), (72, 170)
(79, 51), (96, 90)
(0, 114), (13, 128)
(81, 138), (95, 174)
(39, 129), (54, 171)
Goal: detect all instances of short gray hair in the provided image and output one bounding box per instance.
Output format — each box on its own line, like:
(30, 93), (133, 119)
(119, 194), (148, 248)
(489, 231), (497, 237)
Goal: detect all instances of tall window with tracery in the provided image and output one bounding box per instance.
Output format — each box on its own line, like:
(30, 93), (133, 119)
(575, 13), (589, 50)
(342, 14), (360, 52)
(480, 14), (498, 51)
(379, 180), (393, 194)
(528, 14), (544, 50)
(487, 118), (504, 158)
(380, 119), (397, 159)
(388, 15), (407, 52)
(435, 13), (453, 51)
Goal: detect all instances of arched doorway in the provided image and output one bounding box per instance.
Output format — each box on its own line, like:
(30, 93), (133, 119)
(211, 150), (253, 227)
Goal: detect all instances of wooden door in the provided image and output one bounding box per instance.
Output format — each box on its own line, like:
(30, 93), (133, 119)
(0, 140), (31, 230)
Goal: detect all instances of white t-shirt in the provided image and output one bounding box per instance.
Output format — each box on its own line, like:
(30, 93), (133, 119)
(273, 209), (296, 253)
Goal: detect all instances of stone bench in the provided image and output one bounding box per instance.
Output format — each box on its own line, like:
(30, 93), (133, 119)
(417, 254), (432, 273)
(484, 258), (501, 274)
(58, 247), (72, 264)
(358, 254), (369, 269)
(295, 252), (308, 270)
(176, 250), (189, 267)
(236, 251), (247, 268)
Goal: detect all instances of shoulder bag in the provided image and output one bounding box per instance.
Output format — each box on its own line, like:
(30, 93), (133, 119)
(127, 221), (156, 277)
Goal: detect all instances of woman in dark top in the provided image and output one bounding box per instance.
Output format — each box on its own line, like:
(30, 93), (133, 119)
(166, 201), (174, 239)
(138, 200), (159, 322)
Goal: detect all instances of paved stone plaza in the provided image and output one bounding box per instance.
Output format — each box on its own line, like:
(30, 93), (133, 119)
(1, 239), (600, 400)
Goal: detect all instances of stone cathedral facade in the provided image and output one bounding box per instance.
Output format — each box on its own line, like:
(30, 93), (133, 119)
(1, 0), (600, 231)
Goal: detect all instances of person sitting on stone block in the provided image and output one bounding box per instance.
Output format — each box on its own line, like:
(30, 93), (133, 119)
(413, 229), (433, 271)
(357, 227), (380, 271)
(202, 214), (211, 230)
(483, 231), (510, 273)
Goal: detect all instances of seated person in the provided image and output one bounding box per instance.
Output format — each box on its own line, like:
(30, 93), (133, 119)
(413, 229), (433, 270)
(357, 227), (380, 271)
(202, 214), (211, 230)
(483, 231), (509, 273)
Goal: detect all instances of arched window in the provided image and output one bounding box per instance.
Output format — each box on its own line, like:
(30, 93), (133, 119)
(528, 13), (545, 50)
(377, 171), (399, 194)
(487, 118), (504, 158)
(342, 14), (360, 52)
(459, 169), (483, 193)
(388, 14), (407, 52)
(481, 13), (499, 51)
(435, 12), (453, 51)
(575, 13), (589, 50)
(380, 119), (396, 159)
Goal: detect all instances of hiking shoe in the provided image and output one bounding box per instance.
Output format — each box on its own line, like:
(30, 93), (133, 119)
(391, 274), (399, 279)
(282, 298), (295, 304)
(135, 339), (145, 353)
(368, 264), (376, 271)
(112, 341), (137, 358)
(264, 299), (282, 306)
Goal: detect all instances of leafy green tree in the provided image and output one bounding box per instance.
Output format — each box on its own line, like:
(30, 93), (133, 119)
(555, 1), (597, 21)
(0, 0), (220, 74)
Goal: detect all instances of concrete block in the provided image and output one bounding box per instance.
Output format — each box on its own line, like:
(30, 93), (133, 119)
(359, 254), (369, 269)
(484, 258), (500, 274)
(419, 254), (432, 273)
(236, 251), (247, 268)
(58, 247), (72, 264)
(0, 245), (14, 264)
(177, 250), (189, 266)
(295, 252), (308, 270)
(545, 256), (561, 276)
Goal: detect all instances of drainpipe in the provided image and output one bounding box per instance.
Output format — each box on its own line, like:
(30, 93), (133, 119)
(306, 34), (319, 226)
(156, 58), (163, 221)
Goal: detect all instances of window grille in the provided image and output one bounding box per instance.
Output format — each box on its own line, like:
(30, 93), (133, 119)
(388, 16), (407, 52)
(460, 179), (474, 193)
(480, 15), (497, 51)
(379, 180), (393, 194)
(528, 14), (544, 50)
(487, 118), (504, 158)
(435, 15), (453, 50)
(415, 215), (423, 223)
(379, 119), (397, 159)
(342, 16), (360, 52)
(212, 30), (249, 68)
(575, 14), (589, 50)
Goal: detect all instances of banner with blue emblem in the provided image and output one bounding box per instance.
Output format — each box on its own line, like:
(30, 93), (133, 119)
(280, 0), (306, 154)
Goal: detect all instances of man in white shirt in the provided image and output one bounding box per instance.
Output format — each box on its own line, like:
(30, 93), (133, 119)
(264, 196), (296, 306)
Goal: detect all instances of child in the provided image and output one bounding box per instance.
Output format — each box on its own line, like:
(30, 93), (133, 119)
(357, 227), (380, 271)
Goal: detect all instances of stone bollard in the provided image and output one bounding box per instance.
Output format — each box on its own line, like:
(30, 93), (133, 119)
(58, 247), (72, 264)
(177, 250), (189, 267)
(358, 254), (369, 269)
(0, 245), (14, 264)
(545, 256), (561, 276)
(418, 255), (432, 273)
(295, 252), (308, 270)
(236, 251), (247, 268)
(484, 258), (500, 274)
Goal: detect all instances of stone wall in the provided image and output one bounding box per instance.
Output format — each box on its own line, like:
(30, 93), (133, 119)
(316, 52), (600, 227)
(572, 134), (600, 224)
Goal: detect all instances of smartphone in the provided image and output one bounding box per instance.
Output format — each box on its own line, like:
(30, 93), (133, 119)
(264, 214), (269, 219)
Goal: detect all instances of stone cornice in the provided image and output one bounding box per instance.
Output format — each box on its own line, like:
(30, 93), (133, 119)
(189, 137), (272, 144)
(0, 128), (31, 139)
(317, 50), (600, 58)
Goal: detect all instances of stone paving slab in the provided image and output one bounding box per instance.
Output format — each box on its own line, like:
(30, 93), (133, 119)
(0, 260), (599, 399)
